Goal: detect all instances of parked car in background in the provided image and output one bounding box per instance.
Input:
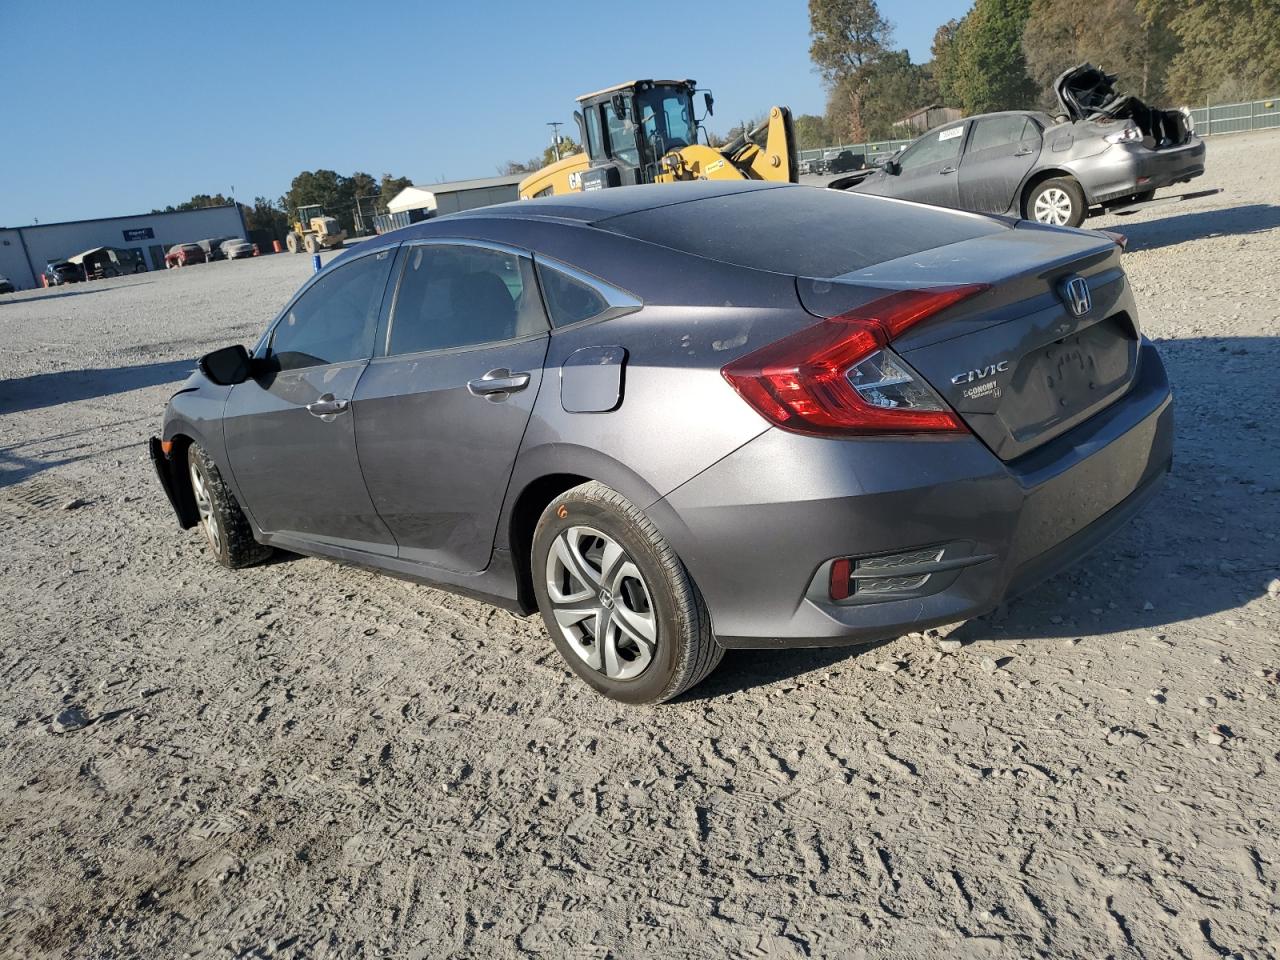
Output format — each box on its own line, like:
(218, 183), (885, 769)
(220, 238), (254, 260)
(835, 62), (1204, 227)
(805, 158), (827, 175)
(43, 261), (82, 285)
(828, 150), (866, 173)
(0, 275), (15, 294)
(151, 181), (1172, 704)
(165, 243), (207, 268)
(197, 237), (233, 261)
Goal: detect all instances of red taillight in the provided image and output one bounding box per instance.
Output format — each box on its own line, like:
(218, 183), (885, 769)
(721, 285), (987, 436)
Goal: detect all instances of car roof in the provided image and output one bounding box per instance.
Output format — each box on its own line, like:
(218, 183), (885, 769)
(442, 180), (785, 227)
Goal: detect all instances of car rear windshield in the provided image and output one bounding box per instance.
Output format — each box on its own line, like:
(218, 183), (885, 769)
(597, 186), (1006, 278)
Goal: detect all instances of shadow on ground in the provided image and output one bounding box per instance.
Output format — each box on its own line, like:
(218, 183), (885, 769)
(1118, 203), (1280, 251)
(0, 280), (154, 306)
(0, 359), (194, 416)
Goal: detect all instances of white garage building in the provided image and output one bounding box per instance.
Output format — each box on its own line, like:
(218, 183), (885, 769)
(0, 205), (246, 290)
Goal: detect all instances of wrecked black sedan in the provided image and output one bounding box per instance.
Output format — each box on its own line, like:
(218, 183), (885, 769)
(837, 63), (1205, 227)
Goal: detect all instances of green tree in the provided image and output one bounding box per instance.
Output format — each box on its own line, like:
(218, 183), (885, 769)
(951, 0), (1037, 114)
(930, 19), (964, 106)
(377, 173), (414, 213)
(826, 52), (939, 141)
(1022, 0), (1178, 105)
(792, 113), (833, 149)
(809, 0), (893, 81)
(1140, 0), (1280, 103)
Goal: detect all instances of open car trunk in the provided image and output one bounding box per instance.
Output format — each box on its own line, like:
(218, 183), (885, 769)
(1055, 63), (1192, 149)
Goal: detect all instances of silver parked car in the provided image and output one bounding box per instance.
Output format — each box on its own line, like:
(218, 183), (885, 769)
(838, 62), (1204, 227)
(220, 238), (254, 260)
(150, 182), (1172, 703)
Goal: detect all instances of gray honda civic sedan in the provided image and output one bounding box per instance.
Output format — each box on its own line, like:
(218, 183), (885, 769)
(151, 181), (1173, 703)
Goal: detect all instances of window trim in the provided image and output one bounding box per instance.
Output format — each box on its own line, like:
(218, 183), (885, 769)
(252, 243), (400, 361)
(532, 254), (643, 331)
(375, 237), (550, 362)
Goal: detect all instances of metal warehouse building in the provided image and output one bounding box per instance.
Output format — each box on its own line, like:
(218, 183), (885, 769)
(0, 205), (246, 290)
(386, 174), (524, 218)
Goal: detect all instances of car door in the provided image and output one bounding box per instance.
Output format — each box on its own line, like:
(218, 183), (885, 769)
(864, 121), (967, 208)
(958, 114), (1043, 215)
(353, 240), (550, 573)
(222, 245), (399, 556)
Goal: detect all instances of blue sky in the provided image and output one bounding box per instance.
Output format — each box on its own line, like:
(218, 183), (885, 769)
(0, 0), (971, 225)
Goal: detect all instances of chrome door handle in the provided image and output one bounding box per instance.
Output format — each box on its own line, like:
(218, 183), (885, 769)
(939, 166), (957, 175)
(306, 393), (350, 418)
(1013, 148), (1034, 157)
(467, 368), (531, 398)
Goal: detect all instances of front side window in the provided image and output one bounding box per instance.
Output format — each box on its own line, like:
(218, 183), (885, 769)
(898, 124), (965, 172)
(386, 244), (546, 356)
(967, 115), (1037, 154)
(269, 248), (394, 371)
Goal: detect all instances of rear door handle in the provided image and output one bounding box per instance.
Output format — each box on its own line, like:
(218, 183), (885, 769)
(939, 166), (957, 175)
(468, 368), (531, 399)
(306, 393), (350, 419)
(1013, 148), (1035, 157)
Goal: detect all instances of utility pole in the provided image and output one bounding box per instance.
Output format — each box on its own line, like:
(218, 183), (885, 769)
(547, 121), (564, 160)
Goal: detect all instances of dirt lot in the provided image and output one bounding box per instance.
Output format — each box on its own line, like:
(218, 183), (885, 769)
(1, 130), (1278, 959)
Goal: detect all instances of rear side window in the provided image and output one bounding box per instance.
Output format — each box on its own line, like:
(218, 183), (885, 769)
(967, 115), (1037, 153)
(537, 263), (609, 327)
(385, 244), (546, 356)
(600, 187), (1005, 279)
(269, 248), (394, 371)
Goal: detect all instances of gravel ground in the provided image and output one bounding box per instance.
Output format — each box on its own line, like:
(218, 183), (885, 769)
(1, 131), (1278, 960)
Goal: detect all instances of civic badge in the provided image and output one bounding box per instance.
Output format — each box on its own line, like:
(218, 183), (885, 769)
(1060, 275), (1091, 318)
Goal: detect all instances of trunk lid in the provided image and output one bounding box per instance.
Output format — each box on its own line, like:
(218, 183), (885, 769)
(1054, 63), (1119, 122)
(797, 223), (1138, 461)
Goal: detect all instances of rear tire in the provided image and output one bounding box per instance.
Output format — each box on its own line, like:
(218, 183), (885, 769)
(1026, 177), (1086, 227)
(531, 481), (723, 704)
(186, 444), (272, 569)
(286, 233), (300, 254)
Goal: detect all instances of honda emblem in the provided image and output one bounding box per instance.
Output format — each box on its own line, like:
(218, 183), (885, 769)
(1061, 275), (1091, 317)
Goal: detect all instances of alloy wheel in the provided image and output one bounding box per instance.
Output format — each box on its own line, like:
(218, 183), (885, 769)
(188, 460), (222, 554)
(1033, 187), (1073, 225)
(545, 526), (657, 681)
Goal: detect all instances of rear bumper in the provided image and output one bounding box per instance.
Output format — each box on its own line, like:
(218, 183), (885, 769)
(149, 437), (197, 528)
(654, 340), (1172, 648)
(1081, 139), (1206, 205)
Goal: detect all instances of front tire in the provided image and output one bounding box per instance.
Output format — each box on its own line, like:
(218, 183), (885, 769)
(531, 481), (723, 704)
(187, 444), (271, 569)
(1027, 177), (1086, 227)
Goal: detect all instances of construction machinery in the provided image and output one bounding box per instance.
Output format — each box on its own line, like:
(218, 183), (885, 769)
(285, 205), (347, 254)
(518, 79), (798, 199)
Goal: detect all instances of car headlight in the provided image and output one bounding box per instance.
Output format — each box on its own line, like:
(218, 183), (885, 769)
(1105, 125), (1143, 144)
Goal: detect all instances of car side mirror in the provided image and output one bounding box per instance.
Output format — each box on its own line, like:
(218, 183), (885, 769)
(884, 160), (901, 176)
(198, 344), (253, 385)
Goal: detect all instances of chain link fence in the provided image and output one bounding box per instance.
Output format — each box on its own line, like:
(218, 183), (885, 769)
(799, 94), (1279, 168)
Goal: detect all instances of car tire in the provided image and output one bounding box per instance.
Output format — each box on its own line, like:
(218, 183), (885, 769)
(531, 481), (723, 704)
(186, 444), (271, 569)
(1027, 177), (1086, 227)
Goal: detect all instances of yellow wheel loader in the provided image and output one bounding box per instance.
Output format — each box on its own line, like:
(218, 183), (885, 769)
(518, 79), (798, 199)
(286, 205), (347, 254)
